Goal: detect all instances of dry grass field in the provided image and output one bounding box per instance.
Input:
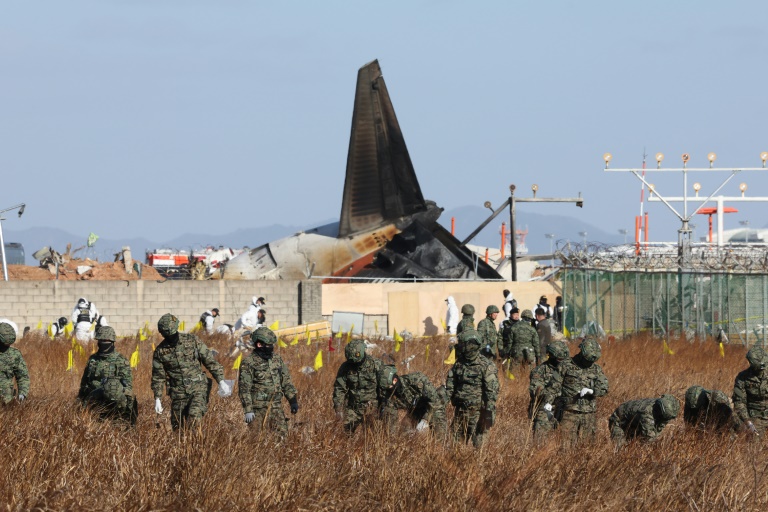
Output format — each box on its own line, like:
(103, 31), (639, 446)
(1, 330), (766, 511)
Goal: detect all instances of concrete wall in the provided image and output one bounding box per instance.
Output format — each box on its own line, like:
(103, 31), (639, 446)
(322, 281), (561, 336)
(0, 280), (312, 336)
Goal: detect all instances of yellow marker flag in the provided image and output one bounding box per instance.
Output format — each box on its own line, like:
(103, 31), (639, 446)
(335, 331), (343, 339)
(314, 350), (323, 371)
(346, 331), (351, 344)
(719, 342), (725, 358)
(64, 322), (74, 335)
(36, 320), (42, 330)
(374, 320), (379, 334)
(425, 344), (430, 363)
(290, 334), (299, 346)
(278, 339), (288, 348)
(443, 346), (456, 365)
(393, 328), (403, 352)
(441, 318), (447, 330)
(138, 328), (147, 342)
(233, 353), (243, 370)
(505, 365), (516, 380)
(191, 322), (202, 334)
(151, 343), (155, 351)
(142, 321), (151, 338)
(47, 324), (54, 339)
(71, 338), (85, 357)
(663, 340), (674, 355)
(306, 329), (312, 346)
(269, 320), (279, 331)
(179, 321), (186, 332)
(66, 350), (74, 371)
(130, 345), (140, 368)
(563, 326), (570, 338)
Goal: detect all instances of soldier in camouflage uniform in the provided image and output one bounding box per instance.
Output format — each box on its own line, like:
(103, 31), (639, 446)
(732, 345), (768, 435)
(497, 307), (518, 359)
(378, 365), (447, 437)
(556, 337), (609, 445)
(238, 327), (298, 437)
(609, 394), (679, 446)
(332, 338), (383, 434)
(683, 385), (733, 432)
(445, 329), (499, 447)
(507, 309), (540, 367)
(0, 323), (29, 405)
(456, 304), (475, 336)
(152, 313), (230, 430)
(528, 340), (569, 438)
(477, 305), (500, 360)
(78, 326), (137, 424)
(536, 308), (558, 359)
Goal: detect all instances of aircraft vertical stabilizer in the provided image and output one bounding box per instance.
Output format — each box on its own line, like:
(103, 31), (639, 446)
(338, 60), (427, 238)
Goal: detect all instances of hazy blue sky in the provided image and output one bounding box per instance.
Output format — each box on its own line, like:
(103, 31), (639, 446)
(2, 1), (768, 245)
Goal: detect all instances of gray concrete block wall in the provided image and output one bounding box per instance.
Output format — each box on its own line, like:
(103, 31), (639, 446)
(0, 280), (307, 336)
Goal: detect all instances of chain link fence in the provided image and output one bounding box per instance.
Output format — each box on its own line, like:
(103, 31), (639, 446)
(562, 268), (768, 345)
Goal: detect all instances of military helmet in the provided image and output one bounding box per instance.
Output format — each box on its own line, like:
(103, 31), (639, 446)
(685, 385), (705, 409)
(486, 305), (499, 315)
(711, 390), (730, 406)
(458, 329), (482, 347)
(377, 365), (398, 389)
(95, 325), (116, 342)
(251, 326), (277, 346)
(521, 309), (534, 320)
(345, 339), (366, 364)
(0, 323), (16, 346)
(546, 340), (570, 361)
(579, 337), (602, 363)
(656, 394), (680, 421)
(157, 313), (179, 338)
(746, 345), (767, 371)
(461, 304), (475, 316)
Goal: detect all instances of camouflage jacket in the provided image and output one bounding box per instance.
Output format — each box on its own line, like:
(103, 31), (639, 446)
(456, 316), (475, 336)
(537, 318), (557, 355)
(78, 350), (133, 401)
(732, 368), (768, 424)
(558, 355), (609, 413)
(529, 360), (564, 411)
(477, 317), (499, 358)
(445, 355), (499, 412)
(610, 398), (669, 442)
(497, 319), (515, 358)
(151, 333), (225, 400)
(510, 321), (540, 361)
(684, 388), (733, 429)
(238, 352), (296, 414)
(0, 346), (29, 403)
(381, 372), (443, 423)
(332, 356), (383, 410)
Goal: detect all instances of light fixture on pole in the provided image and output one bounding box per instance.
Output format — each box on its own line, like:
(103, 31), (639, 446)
(740, 182), (748, 197)
(0, 203), (26, 282)
(693, 182), (701, 197)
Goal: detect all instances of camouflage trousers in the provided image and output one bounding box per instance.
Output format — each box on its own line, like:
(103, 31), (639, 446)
(170, 391), (209, 430)
(510, 347), (536, 366)
(343, 401), (379, 434)
(249, 402), (289, 437)
(531, 409), (557, 438)
(84, 394), (138, 426)
(451, 408), (490, 448)
(0, 385), (17, 405)
(559, 410), (597, 445)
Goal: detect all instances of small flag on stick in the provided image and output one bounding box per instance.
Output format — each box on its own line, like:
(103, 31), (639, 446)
(443, 346), (455, 365)
(314, 350), (323, 371)
(130, 345), (140, 368)
(719, 342), (725, 358)
(233, 353), (243, 370)
(663, 340), (674, 355)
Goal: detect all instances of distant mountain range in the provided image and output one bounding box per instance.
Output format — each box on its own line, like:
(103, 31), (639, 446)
(4, 206), (622, 265)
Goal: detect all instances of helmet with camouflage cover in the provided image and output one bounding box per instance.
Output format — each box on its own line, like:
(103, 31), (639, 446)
(461, 304), (475, 316)
(377, 365), (398, 390)
(251, 326), (277, 346)
(521, 309), (534, 320)
(345, 338), (366, 364)
(486, 305), (499, 315)
(95, 325), (116, 342)
(685, 385), (705, 409)
(157, 313), (179, 338)
(578, 337), (602, 363)
(656, 394), (680, 421)
(747, 345), (767, 372)
(0, 323), (16, 346)
(546, 340), (570, 361)
(458, 329), (481, 360)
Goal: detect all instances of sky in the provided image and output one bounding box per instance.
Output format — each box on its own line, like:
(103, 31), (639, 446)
(2, 1), (768, 246)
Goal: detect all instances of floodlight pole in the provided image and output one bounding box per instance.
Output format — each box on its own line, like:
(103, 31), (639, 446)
(0, 203), (26, 282)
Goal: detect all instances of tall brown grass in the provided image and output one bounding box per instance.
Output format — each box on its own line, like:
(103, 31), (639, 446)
(1, 331), (766, 511)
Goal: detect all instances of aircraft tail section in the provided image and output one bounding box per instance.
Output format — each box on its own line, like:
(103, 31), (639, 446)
(338, 60), (427, 238)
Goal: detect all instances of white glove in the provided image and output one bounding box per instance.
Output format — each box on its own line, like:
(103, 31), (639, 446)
(416, 419), (429, 432)
(217, 379), (233, 397)
(543, 403), (553, 412)
(17, 395), (25, 402)
(155, 398), (164, 414)
(579, 388), (594, 397)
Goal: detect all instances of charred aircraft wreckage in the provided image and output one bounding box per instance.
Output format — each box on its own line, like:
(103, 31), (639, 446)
(223, 60), (502, 282)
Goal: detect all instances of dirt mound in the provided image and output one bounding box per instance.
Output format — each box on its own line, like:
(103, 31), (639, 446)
(7, 260), (164, 281)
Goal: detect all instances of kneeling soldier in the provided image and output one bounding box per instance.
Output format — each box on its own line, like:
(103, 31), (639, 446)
(379, 365), (447, 437)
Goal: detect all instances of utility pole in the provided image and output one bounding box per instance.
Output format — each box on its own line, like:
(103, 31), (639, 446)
(462, 184), (584, 281)
(0, 203), (26, 281)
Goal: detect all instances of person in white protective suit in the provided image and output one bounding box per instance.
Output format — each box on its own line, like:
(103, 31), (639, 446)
(502, 289), (517, 319)
(234, 296), (265, 331)
(199, 308), (220, 334)
(445, 296), (459, 335)
(71, 297), (106, 343)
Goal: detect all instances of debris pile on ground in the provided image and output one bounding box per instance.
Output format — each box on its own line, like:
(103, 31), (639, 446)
(7, 258), (163, 281)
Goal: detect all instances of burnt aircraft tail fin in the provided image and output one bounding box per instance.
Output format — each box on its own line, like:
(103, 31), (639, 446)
(338, 59), (427, 238)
